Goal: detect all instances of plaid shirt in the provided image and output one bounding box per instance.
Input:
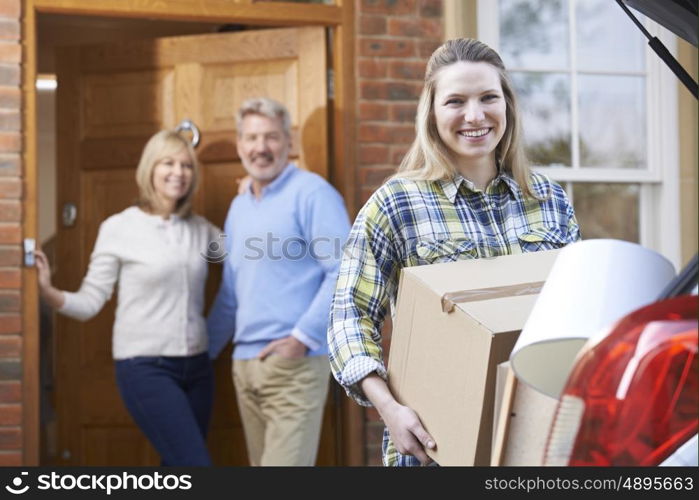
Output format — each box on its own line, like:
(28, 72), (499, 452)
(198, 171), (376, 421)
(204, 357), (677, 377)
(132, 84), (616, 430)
(327, 171), (580, 466)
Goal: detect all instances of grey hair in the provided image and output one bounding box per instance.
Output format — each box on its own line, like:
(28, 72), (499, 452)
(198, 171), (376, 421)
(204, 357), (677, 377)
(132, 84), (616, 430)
(236, 97), (291, 137)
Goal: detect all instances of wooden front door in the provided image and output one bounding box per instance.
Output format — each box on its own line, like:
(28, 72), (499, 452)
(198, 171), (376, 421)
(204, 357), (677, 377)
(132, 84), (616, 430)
(53, 27), (336, 466)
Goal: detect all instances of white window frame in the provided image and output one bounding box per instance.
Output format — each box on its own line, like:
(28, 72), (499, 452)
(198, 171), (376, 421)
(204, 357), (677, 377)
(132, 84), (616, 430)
(477, 0), (681, 270)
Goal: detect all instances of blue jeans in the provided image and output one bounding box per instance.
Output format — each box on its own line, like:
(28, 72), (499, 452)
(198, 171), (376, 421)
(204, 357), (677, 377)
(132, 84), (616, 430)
(114, 352), (214, 466)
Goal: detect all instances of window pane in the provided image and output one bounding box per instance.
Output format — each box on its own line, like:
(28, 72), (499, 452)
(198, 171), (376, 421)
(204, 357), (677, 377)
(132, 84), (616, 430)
(572, 183), (640, 242)
(499, 0), (568, 70)
(512, 72), (571, 167)
(576, 0), (645, 73)
(578, 75), (646, 168)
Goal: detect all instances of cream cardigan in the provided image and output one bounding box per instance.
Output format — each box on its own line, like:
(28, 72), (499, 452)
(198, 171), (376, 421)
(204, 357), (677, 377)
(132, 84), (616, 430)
(60, 206), (221, 359)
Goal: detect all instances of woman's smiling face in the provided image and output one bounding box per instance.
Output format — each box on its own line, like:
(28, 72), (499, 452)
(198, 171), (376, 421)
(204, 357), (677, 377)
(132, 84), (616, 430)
(433, 61), (507, 171)
(151, 148), (194, 206)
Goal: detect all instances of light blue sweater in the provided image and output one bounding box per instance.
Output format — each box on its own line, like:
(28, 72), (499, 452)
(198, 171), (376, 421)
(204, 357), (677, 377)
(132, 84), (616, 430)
(207, 164), (350, 359)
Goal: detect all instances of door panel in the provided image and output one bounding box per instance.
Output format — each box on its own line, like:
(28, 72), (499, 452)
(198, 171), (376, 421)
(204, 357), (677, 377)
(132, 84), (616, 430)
(54, 27), (335, 466)
(82, 427), (156, 465)
(202, 61), (300, 118)
(82, 70), (175, 138)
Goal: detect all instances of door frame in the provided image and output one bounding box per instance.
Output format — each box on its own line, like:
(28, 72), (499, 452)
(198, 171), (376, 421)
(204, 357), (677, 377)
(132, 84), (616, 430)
(21, 0), (361, 466)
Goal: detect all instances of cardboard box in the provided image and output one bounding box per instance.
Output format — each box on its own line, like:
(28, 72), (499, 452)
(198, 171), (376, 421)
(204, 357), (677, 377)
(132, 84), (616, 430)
(491, 361), (558, 466)
(387, 249), (560, 466)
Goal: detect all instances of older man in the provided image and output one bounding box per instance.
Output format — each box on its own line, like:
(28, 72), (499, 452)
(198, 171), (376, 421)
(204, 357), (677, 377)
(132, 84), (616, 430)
(207, 97), (350, 466)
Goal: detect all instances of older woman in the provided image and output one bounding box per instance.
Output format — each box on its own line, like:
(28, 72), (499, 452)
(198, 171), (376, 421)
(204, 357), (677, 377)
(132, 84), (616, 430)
(36, 130), (220, 466)
(328, 38), (581, 466)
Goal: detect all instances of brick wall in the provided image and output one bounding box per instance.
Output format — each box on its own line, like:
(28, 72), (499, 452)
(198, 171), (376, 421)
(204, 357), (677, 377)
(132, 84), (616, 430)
(355, 0), (443, 465)
(0, 0), (22, 467)
(356, 0), (443, 207)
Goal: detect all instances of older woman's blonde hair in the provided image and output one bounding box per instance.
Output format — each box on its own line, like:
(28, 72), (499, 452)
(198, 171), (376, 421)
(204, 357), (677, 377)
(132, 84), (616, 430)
(394, 38), (535, 198)
(135, 130), (199, 217)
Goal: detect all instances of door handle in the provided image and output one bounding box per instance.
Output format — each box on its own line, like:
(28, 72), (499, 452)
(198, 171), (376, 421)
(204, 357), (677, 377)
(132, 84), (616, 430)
(62, 203), (77, 227)
(175, 118), (201, 148)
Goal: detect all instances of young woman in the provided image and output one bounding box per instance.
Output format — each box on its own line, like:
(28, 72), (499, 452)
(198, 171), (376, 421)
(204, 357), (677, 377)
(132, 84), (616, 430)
(36, 130), (220, 466)
(328, 38), (581, 466)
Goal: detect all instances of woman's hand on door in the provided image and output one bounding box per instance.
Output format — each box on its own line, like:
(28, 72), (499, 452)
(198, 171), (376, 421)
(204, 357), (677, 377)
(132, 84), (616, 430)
(35, 250), (65, 309)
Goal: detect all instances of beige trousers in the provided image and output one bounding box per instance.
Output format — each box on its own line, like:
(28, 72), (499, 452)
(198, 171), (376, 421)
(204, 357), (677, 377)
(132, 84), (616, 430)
(232, 355), (330, 466)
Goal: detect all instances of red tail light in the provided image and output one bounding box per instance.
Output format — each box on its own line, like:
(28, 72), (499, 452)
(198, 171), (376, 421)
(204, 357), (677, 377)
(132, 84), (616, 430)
(545, 294), (698, 466)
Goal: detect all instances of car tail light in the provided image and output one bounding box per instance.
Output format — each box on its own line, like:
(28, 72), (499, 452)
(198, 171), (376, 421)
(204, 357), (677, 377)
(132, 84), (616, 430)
(544, 294), (698, 466)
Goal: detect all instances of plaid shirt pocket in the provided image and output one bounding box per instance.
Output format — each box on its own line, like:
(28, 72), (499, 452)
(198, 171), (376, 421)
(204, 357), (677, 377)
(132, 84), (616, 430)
(517, 225), (569, 252)
(412, 238), (478, 265)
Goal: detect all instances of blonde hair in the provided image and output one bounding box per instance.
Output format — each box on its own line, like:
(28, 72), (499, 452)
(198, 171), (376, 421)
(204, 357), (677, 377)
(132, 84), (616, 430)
(135, 130), (199, 217)
(394, 38), (535, 198)
(236, 97), (291, 137)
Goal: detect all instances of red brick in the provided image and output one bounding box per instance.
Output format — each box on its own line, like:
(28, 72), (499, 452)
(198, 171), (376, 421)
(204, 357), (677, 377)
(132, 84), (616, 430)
(0, 0), (20, 18)
(0, 110), (18, 131)
(359, 124), (388, 142)
(359, 124), (415, 144)
(0, 404), (21, 425)
(360, 38), (415, 58)
(391, 145), (411, 164)
(0, 20), (19, 41)
(359, 145), (390, 165)
(360, 81), (388, 100)
(0, 314), (20, 334)
(0, 360), (21, 381)
(359, 102), (388, 122)
(387, 18), (420, 37)
(386, 82), (423, 100)
(0, 65), (18, 86)
(0, 43), (20, 64)
(0, 154), (19, 176)
(388, 17), (443, 38)
(360, 0), (416, 15)
(0, 178), (19, 198)
(419, 39), (443, 58)
(0, 451), (21, 465)
(0, 427), (21, 449)
(419, 0), (442, 17)
(0, 291), (19, 312)
(389, 102), (418, 122)
(358, 59), (387, 79)
(0, 200), (20, 222)
(0, 336), (19, 357)
(0, 247), (19, 267)
(388, 60), (426, 80)
(360, 81), (422, 101)
(359, 15), (386, 35)
(0, 224), (20, 244)
(420, 18), (443, 39)
(0, 132), (20, 153)
(0, 269), (19, 289)
(359, 167), (395, 187)
(0, 381), (20, 401)
(359, 187), (376, 205)
(0, 87), (20, 109)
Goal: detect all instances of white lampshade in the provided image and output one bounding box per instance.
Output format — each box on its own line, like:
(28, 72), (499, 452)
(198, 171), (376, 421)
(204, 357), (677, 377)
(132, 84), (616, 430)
(510, 239), (676, 399)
